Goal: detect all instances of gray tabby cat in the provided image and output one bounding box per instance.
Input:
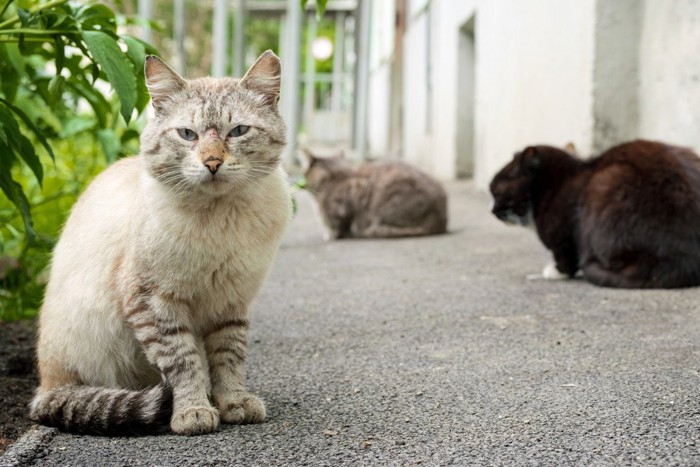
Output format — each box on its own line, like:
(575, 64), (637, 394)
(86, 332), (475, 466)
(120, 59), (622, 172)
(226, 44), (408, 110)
(304, 150), (448, 238)
(29, 51), (291, 435)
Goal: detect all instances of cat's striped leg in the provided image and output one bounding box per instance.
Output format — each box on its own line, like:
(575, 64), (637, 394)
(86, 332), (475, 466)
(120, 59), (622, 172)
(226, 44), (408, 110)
(125, 290), (219, 435)
(204, 315), (266, 424)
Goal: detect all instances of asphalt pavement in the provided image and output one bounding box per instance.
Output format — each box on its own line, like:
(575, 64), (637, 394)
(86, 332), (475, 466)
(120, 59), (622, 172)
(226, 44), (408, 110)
(2, 181), (699, 466)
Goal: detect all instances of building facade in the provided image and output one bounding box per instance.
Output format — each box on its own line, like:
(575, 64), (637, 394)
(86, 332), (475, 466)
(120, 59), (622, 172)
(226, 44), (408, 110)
(365, 0), (700, 188)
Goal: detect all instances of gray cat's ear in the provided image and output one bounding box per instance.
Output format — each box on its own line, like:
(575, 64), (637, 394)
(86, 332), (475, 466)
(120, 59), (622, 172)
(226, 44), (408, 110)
(301, 148), (318, 169)
(302, 148), (316, 162)
(145, 55), (186, 111)
(240, 50), (281, 106)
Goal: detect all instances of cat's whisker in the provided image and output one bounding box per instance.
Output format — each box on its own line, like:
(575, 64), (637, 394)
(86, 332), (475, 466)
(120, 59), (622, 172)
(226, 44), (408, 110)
(234, 173), (269, 194)
(155, 174), (192, 197)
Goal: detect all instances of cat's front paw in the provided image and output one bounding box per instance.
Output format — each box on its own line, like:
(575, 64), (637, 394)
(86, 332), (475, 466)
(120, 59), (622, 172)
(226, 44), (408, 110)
(216, 392), (266, 424)
(542, 262), (569, 280)
(171, 406), (220, 435)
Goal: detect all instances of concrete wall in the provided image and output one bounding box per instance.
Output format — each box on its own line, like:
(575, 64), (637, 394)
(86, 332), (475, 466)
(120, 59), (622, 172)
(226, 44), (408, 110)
(473, 0), (596, 187)
(593, 0), (700, 154)
(638, 0), (700, 151)
(400, 0), (596, 186)
(402, 7), (431, 169)
(592, 0), (643, 153)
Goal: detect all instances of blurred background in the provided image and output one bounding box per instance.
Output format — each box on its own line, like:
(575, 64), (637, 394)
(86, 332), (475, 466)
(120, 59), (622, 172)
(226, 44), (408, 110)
(2, 0), (700, 317)
(127, 0), (700, 186)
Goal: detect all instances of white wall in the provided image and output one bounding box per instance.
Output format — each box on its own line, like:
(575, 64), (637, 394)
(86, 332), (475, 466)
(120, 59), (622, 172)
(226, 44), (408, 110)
(639, 0), (700, 152)
(402, 9), (430, 169)
(472, 0), (596, 187)
(591, 0), (643, 153)
(400, 0), (596, 186)
(367, 64), (392, 156)
(430, 0), (478, 179)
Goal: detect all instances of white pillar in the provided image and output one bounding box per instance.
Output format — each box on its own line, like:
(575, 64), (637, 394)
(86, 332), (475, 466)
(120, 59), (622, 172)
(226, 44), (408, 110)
(352, 0), (371, 158)
(303, 14), (317, 128)
(212, 0), (229, 77)
(173, 0), (186, 75)
(331, 12), (346, 112)
(232, 0), (246, 78)
(280, 0), (302, 166)
(138, 0), (153, 44)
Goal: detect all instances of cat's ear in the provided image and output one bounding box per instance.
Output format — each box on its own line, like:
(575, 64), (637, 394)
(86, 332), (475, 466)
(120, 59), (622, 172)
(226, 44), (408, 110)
(301, 148), (318, 169)
(240, 50), (281, 107)
(521, 146), (540, 170)
(145, 55), (186, 112)
(564, 142), (578, 157)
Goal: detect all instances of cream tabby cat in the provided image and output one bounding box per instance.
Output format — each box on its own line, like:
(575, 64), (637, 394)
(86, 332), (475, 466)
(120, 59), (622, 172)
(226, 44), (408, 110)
(29, 51), (291, 435)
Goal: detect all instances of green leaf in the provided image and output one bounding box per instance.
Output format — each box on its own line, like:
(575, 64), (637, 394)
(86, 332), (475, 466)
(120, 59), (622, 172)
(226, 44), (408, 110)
(2, 42), (25, 76)
(0, 145), (35, 245)
(121, 34), (150, 112)
(76, 3), (117, 34)
(0, 46), (19, 102)
(120, 128), (140, 143)
(58, 116), (95, 138)
(54, 35), (64, 75)
(81, 30), (136, 123)
(316, 0), (328, 18)
(97, 128), (120, 163)
(0, 97), (55, 163)
(64, 80), (109, 127)
(47, 74), (64, 103)
(0, 103), (42, 184)
(16, 7), (30, 27)
(0, 0), (13, 19)
(299, 0), (327, 19)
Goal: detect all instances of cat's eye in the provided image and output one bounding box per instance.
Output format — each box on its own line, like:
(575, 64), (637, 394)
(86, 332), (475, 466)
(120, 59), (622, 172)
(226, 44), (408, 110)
(229, 125), (250, 138)
(177, 128), (198, 141)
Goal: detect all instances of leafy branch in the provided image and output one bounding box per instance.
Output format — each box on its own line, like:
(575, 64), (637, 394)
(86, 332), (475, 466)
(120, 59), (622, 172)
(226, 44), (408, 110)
(0, 0), (157, 244)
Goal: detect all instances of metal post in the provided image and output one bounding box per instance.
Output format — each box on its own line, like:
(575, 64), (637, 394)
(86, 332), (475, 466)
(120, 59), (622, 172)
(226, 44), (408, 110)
(352, 0), (370, 158)
(232, 0), (246, 78)
(280, 0), (302, 166)
(173, 0), (186, 75)
(331, 12), (345, 112)
(212, 0), (229, 77)
(303, 13), (317, 128)
(138, 0), (153, 44)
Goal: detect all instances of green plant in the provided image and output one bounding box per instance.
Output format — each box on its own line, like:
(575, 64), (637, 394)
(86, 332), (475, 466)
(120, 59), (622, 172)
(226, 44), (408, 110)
(0, 132), (107, 319)
(301, 0), (327, 18)
(0, 0), (154, 241)
(0, 0), (157, 319)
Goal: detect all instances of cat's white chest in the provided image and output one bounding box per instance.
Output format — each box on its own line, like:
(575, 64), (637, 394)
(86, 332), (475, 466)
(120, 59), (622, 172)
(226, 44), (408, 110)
(134, 177), (289, 313)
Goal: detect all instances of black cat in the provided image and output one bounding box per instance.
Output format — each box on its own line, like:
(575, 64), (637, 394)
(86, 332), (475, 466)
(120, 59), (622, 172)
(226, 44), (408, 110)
(490, 139), (700, 288)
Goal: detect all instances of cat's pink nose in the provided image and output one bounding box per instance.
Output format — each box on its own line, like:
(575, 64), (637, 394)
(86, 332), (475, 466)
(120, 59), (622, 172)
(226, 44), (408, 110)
(203, 157), (223, 174)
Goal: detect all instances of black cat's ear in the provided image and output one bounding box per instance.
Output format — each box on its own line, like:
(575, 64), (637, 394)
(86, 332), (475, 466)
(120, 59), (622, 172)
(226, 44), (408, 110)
(521, 146), (540, 170)
(240, 50), (281, 107)
(145, 55), (186, 112)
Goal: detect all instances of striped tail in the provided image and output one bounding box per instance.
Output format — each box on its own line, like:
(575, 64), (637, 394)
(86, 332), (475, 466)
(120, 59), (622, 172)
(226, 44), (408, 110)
(29, 383), (172, 435)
